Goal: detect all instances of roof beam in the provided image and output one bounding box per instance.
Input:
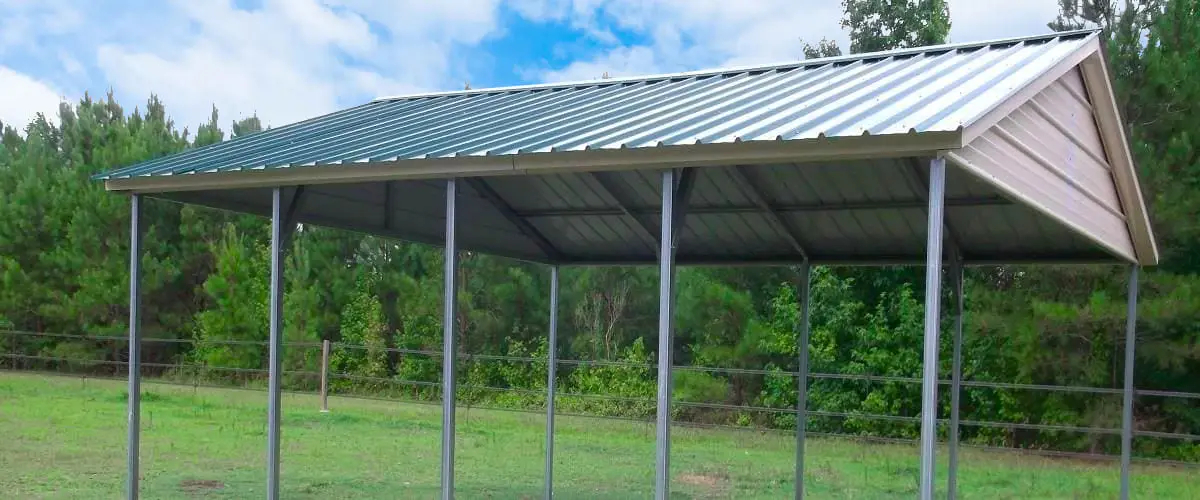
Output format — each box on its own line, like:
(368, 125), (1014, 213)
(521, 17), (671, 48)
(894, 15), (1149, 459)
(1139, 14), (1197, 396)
(280, 186), (306, 250)
(382, 181), (395, 230)
(903, 158), (964, 261)
(513, 196), (1010, 218)
(729, 165), (810, 261)
(465, 178), (565, 261)
(672, 167), (697, 246)
(589, 171), (661, 255)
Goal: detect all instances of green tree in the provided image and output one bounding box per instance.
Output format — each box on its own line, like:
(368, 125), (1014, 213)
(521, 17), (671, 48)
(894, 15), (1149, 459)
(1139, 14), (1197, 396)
(193, 225), (269, 369)
(842, 0), (951, 53)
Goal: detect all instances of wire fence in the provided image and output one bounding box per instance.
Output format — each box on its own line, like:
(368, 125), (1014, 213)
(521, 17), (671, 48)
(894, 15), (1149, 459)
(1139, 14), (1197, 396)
(2, 329), (1198, 468)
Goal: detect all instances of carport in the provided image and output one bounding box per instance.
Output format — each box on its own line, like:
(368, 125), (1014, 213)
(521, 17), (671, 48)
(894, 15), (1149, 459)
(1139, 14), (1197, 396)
(96, 29), (1157, 500)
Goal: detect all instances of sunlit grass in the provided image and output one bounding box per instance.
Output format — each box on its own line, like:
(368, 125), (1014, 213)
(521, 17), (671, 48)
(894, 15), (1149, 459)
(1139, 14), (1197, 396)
(0, 372), (1192, 499)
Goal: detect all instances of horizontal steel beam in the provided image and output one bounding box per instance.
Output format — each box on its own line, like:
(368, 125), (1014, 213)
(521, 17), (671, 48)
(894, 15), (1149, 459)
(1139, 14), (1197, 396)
(514, 196), (1010, 218)
(564, 253), (1121, 267)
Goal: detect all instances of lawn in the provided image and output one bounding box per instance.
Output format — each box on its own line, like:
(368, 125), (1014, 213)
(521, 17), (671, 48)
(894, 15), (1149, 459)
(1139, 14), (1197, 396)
(0, 372), (1192, 499)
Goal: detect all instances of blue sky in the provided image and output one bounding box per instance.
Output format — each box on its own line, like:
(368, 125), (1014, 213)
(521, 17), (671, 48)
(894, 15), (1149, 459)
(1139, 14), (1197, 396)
(0, 0), (1062, 133)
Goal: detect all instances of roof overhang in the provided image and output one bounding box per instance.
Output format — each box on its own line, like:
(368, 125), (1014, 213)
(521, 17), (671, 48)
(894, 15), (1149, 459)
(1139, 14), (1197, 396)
(95, 30), (1158, 268)
(103, 131), (961, 194)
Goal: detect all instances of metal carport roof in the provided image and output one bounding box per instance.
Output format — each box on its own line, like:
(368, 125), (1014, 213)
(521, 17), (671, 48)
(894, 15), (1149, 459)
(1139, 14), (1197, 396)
(95, 29), (1158, 266)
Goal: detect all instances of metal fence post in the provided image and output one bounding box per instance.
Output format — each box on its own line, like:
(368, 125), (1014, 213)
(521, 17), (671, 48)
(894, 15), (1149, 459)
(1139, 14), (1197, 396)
(441, 178), (460, 500)
(948, 259), (964, 500)
(1120, 265), (1139, 500)
(919, 157), (946, 500)
(126, 193), (144, 500)
(654, 168), (678, 500)
(267, 187), (286, 500)
(795, 262), (812, 500)
(545, 266), (560, 499)
(320, 339), (330, 413)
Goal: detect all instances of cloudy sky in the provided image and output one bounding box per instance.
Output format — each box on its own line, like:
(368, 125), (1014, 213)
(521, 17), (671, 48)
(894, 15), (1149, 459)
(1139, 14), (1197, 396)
(0, 0), (1062, 133)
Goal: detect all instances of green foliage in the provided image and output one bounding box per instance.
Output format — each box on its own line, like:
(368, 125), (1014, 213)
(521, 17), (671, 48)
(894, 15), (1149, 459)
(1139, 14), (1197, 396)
(842, 0), (951, 53)
(193, 225), (269, 369)
(335, 272), (390, 379)
(802, 38), (843, 59)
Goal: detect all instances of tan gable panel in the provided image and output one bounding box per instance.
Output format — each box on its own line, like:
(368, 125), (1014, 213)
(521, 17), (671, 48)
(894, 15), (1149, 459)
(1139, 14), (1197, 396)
(949, 68), (1136, 262)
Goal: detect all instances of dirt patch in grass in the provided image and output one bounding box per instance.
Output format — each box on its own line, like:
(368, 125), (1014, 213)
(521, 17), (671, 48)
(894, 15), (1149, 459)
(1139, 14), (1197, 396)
(676, 470), (730, 496)
(179, 479), (225, 492)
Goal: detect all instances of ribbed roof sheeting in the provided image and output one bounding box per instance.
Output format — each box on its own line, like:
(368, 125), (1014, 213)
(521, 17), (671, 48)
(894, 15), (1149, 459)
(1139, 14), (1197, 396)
(96, 30), (1097, 180)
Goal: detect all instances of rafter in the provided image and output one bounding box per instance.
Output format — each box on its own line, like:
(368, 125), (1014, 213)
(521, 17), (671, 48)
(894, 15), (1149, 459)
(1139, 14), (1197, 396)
(671, 168), (697, 246)
(589, 171), (661, 255)
(729, 165), (810, 260)
(280, 186), (306, 250)
(466, 177), (564, 261)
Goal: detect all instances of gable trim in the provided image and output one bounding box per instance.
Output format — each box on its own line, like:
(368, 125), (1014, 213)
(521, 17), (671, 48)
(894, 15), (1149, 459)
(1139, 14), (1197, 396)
(1079, 51), (1159, 265)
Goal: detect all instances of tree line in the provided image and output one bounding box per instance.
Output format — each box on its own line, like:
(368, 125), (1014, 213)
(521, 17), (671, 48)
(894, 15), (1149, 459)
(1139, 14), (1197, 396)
(0, 0), (1196, 460)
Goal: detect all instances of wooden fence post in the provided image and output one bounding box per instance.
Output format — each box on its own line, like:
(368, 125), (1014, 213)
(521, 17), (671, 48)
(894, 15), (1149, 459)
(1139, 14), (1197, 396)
(320, 339), (330, 413)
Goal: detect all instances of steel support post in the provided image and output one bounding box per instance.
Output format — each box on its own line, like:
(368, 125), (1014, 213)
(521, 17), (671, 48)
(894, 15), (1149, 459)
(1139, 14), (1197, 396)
(441, 178), (460, 500)
(795, 262), (812, 499)
(544, 266), (560, 499)
(947, 260), (964, 500)
(1119, 265), (1139, 500)
(266, 187), (287, 500)
(126, 194), (144, 500)
(918, 157), (946, 500)
(654, 169), (678, 500)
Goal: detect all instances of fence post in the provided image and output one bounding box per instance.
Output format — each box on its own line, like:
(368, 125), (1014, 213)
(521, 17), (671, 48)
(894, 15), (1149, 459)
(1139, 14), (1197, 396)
(320, 339), (331, 413)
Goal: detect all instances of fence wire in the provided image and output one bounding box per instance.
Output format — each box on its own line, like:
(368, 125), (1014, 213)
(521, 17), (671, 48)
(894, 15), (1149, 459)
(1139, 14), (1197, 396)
(2, 329), (1198, 466)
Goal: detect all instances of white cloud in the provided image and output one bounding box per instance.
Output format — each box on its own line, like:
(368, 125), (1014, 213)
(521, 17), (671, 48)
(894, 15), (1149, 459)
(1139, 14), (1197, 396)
(88, 0), (505, 130)
(0, 0), (1068, 134)
(524, 0), (1067, 84)
(948, 0), (1061, 42)
(0, 66), (63, 128)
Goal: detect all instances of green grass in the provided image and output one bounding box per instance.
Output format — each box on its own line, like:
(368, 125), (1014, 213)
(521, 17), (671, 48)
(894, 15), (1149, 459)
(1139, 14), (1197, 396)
(0, 372), (1193, 499)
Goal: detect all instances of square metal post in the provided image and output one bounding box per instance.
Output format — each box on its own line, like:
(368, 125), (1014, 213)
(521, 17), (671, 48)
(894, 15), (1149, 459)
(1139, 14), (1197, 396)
(947, 259), (964, 500)
(267, 187), (287, 500)
(545, 266), (560, 499)
(126, 194), (144, 500)
(1119, 265), (1139, 500)
(441, 178), (460, 500)
(794, 262), (812, 499)
(919, 157), (946, 500)
(654, 169), (678, 500)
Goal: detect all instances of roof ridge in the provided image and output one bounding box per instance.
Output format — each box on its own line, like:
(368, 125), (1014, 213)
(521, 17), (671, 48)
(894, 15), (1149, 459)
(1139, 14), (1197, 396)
(373, 29), (1100, 102)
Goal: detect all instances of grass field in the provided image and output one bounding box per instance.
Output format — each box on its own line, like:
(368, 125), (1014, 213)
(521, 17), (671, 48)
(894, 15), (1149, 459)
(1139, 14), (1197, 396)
(0, 372), (1194, 499)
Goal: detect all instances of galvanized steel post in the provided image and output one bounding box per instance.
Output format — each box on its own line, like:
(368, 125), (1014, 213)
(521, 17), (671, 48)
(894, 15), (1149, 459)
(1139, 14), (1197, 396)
(126, 194), (144, 500)
(320, 339), (330, 413)
(267, 187), (286, 500)
(441, 178), (460, 500)
(794, 262), (812, 499)
(948, 259), (964, 500)
(1119, 265), (1139, 500)
(654, 169), (678, 500)
(919, 157), (946, 500)
(545, 266), (560, 499)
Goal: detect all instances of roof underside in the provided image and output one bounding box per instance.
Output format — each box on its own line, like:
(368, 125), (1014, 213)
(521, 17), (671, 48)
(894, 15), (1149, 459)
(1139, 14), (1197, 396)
(97, 30), (1156, 266)
(163, 160), (1112, 265)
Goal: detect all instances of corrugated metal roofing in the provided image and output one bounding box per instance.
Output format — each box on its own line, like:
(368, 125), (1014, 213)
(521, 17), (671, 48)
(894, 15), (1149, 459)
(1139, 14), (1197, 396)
(95, 30), (1098, 180)
(93, 28), (1155, 266)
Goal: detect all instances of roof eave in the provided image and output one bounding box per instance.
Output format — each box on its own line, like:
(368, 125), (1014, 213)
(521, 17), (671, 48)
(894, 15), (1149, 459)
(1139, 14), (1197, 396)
(103, 131), (963, 194)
